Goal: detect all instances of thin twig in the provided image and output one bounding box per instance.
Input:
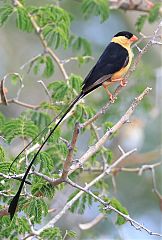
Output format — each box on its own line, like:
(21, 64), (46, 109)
(66, 176), (162, 237)
(70, 87), (151, 173)
(32, 148), (136, 235)
(37, 80), (52, 102)
(12, 0), (68, 80)
(0, 98), (40, 110)
(61, 123), (80, 179)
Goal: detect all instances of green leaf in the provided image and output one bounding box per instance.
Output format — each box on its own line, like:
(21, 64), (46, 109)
(95, 180), (109, 192)
(0, 112), (5, 130)
(0, 146), (5, 162)
(0, 215), (17, 238)
(67, 189), (80, 202)
(37, 151), (53, 173)
(0, 4), (14, 26)
(104, 148), (113, 164)
(110, 198), (129, 225)
(69, 74), (83, 93)
(30, 111), (52, 130)
(148, 3), (161, 23)
(70, 36), (92, 56)
(72, 104), (84, 123)
(48, 81), (68, 101)
(135, 15), (148, 32)
(40, 227), (62, 240)
(40, 101), (58, 111)
(45, 144), (65, 170)
(83, 105), (95, 119)
(35, 5), (71, 49)
(0, 162), (13, 174)
(66, 230), (77, 238)
(43, 56), (55, 78)
(10, 73), (22, 85)
(17, 217), (30, 234)
(116, 214), (127, 225)
(47, 125), (61, 143)
(27, 197), (48, 223)
(104, 121), (113, 131)
(56, 142), (68, 157)
(32, 55), (54, 78)
(16, 6), (33, 32)
(82, 0), (109, 22)
(31, 177), (55, 198)
(68, 191), (93, 214)
(2, 117), (39, 143)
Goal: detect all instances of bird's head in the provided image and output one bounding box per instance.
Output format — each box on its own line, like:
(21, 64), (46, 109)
(112, 31), (138, 46)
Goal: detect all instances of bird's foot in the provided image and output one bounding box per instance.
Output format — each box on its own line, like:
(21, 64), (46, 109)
(109, 94), (116, 103)
(120, 79), (127, 87)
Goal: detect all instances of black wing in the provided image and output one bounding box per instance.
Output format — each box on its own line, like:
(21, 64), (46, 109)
(82, 42), (129, 92)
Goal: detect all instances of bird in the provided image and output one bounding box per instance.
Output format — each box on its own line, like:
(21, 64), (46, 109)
(8, 31), (138, 220)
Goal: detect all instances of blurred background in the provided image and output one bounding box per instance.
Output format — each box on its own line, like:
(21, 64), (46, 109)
(0, 0), (162, 239)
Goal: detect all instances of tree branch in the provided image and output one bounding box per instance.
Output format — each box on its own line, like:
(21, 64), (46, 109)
(31, 148), (136, 235)
(12, 0), (68, 81)
(70, 87), (151, 173)
(0, 98), (40, 110)
(33, 147), (162, 237)
(61, 122), (80, 179)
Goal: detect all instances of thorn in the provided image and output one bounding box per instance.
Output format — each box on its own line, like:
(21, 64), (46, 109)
(118, 145), (125, 155)
(135, 44), (142, 53)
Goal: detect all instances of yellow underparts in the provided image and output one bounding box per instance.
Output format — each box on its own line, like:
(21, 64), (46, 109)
(111, 36), (133, 80)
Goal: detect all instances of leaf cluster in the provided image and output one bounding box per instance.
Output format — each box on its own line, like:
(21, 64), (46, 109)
(135, 3), (161, 32)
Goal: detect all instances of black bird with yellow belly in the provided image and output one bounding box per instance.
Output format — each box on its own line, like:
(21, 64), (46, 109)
(8, 31), (138, 220)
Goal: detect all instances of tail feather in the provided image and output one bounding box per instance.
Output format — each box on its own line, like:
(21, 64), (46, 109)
(8, 92), (84, 220)
(8, 110), (64, 173)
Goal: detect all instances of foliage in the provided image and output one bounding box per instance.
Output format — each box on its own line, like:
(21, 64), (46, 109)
(1, 117), (39, 143)
(99, 197), (128, 225)
(68, 190), (93, 214)
(32, 55), (55, 78)
(0, 4), (14, 26)
(40, 227), (63, 240)
(135, 3), (161, 32)
(82, 0), (109, 22)
(26, 197), (48, 223)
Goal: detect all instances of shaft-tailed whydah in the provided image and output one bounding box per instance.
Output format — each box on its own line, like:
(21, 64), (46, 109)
(8, 31), (138, 220)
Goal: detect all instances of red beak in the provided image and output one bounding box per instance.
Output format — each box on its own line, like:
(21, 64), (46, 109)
(130, 35), (138, 42)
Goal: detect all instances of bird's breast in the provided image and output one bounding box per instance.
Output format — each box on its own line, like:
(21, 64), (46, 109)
(112, 48), (133, 80)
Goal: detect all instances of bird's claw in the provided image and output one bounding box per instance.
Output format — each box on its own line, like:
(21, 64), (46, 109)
(109, 94), (117, 103)
(120, 79), (127, 87)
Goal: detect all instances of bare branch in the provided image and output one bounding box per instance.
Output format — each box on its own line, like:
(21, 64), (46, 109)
(66, 176), (162, 237)
(60, 56), (94, 64)
(32, 148), (136, 235)
(79, 214), (105, 230)
(0, 98), (40, 110)
(0, 78), (8, 105)
(70, 87), (151, 173)
(37, 80), (52, 102)
(61, 123), (80, 179)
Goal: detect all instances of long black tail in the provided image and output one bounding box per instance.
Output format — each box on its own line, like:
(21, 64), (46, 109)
(8, 110), (63, 174)
(8, 92), (85, 220)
